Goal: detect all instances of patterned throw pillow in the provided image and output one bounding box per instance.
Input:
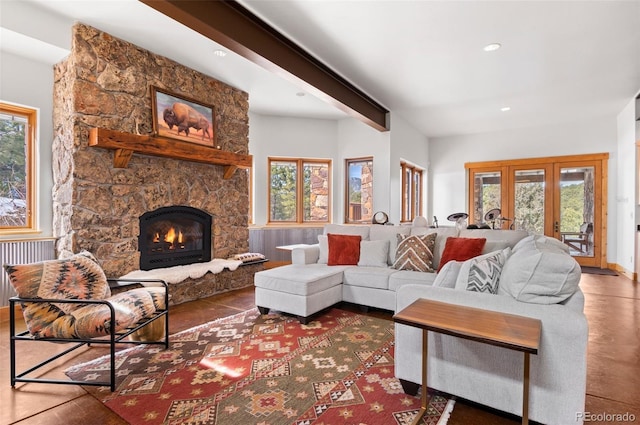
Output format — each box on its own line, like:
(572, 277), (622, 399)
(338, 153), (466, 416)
(393, 233), (437, 272)
(4, 251), (111, 337)
(464, 249), (509, 294)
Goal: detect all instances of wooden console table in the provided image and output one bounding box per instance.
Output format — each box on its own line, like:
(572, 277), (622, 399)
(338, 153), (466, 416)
(393, 298), (541, 425)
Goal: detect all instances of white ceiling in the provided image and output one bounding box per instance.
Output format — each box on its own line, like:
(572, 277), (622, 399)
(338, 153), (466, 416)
(1, 0), (639, 138)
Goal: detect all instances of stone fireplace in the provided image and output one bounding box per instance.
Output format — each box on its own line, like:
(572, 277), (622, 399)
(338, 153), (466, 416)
(51, 23), (259, 302)
(138, 206), (212, 271)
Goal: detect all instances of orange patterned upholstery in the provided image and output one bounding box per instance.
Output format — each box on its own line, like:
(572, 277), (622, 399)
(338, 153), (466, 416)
(4, 252), (165, 339)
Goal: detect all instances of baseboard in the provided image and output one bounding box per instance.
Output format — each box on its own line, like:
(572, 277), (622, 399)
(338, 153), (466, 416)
(607, 262), (637, 281)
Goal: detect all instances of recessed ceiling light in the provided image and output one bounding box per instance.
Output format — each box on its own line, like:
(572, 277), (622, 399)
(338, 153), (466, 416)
(484, 43), (502, 52)
(213, 49), (227, 57)
(501, 106), (511, 112)
(296, 92), (306, 97)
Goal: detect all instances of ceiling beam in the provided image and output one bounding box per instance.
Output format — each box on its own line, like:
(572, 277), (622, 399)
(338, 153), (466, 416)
(140, 0), (389, 131)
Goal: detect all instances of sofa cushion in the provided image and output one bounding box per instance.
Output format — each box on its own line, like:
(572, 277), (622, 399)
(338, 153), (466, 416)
(358, 239), (390, 268)
(455, 248), (511, 294)
(499, 236), (581, 304)
(438, 237), (487, 271)
(433, 260), (463, 289)
(343, 266), (397, 290)
(513, 234), (570, 254)
(392, 233), (437, 272)
(327, 234), (361, 265)
(388, 270), (438, 291)
(369, 225), (411, 265)
(318, 235), (329, 264)
(254, 264), (346, 296)
(411, 227), (458, 269)
(323, 224), (370, 240)
(459, 229), (528, 252)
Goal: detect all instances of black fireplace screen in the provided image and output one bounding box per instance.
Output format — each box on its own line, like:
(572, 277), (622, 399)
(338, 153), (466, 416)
(138, 206), (212, 270)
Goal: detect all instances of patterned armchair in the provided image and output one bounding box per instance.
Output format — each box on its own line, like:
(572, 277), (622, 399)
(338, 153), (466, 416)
(4, 251), (169, 391)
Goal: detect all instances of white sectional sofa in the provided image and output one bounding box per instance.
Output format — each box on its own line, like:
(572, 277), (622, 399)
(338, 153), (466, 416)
(254, 221), (527, 321)
(395, 233), (588, 425)
(253, 221), (589, 423)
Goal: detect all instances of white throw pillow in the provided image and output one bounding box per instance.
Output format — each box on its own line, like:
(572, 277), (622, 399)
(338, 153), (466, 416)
(358, 240), (390, 268)
(433, 260), (463, 288)
(455, 248), (511, 294)
(318, 235), (328, 264)
(499, 242), (581, 304)
(369, 225), (411, 265)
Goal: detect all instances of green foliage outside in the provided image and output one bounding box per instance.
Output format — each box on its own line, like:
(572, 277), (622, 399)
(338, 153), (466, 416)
(270, 162), (297, 221)
(514, 182), (544, 233)
(0, 115), (27, 226)
(560, 183), (586, 232)
(480, 181), (586, 233)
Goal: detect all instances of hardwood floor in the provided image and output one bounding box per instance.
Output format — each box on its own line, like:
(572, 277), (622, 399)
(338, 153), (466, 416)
(1, 270), (638, 424)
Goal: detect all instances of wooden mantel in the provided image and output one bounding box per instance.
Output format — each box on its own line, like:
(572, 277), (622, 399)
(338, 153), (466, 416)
(88, 128), (252, 179)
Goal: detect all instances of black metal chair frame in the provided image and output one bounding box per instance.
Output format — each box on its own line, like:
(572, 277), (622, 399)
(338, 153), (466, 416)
(9, 278), (169, 392)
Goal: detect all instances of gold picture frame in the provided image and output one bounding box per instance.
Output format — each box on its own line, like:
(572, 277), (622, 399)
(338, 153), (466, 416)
(151, 86), (215, 147)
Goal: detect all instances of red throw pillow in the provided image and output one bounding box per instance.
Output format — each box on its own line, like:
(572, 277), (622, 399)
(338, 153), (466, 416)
(327, 233), (362, 265)
(438, 237), (487, 271)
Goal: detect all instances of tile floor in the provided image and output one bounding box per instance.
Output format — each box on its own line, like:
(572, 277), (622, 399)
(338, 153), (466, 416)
(1, 270), (639, 424)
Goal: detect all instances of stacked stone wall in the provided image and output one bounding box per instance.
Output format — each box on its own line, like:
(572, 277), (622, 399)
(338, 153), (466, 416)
(52, 23), (251, 279)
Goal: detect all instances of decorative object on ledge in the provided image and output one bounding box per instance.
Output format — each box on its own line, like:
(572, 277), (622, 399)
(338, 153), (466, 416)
(151, 86), (215, 146)
(88, 128), (252, 179)
(372, 211), (389, 225)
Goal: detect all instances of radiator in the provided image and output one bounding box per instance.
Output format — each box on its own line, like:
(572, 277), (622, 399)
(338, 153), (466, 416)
(0, 238), (56, 306)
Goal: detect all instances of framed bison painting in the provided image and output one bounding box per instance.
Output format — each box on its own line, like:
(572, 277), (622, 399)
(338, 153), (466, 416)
(151, 86), (215, 147)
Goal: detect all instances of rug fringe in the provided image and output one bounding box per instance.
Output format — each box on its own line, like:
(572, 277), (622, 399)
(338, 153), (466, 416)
(436, 399), (456, 425)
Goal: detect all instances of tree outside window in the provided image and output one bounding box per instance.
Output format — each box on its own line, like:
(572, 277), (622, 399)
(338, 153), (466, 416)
(0, 103), (36, 232)
(346, 158), (373, 223)
(269, 158), (330, 224)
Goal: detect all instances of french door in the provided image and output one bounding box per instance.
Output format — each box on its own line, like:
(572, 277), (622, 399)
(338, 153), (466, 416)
(467, 153), (608, 267)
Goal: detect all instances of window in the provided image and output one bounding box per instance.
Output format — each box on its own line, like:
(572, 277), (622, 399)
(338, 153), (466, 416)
(345, 157), (373, 223)
(0, 102), (37, 233)
(401, 162), (423, 222)
(268, 157), (331, 224)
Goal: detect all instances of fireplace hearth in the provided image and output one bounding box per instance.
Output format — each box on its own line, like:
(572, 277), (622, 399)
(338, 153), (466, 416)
(139, 206), (212, 270)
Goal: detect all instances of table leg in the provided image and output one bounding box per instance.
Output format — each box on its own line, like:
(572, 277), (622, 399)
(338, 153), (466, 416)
(411, 329), (429, 425)
(522, 352), (530, 425)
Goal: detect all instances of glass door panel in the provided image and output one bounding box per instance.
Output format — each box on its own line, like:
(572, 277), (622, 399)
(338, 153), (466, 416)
(558, 166), (595, 258)
(513, 169), (546, 233)
(554, 160), (602, 267)
(469, 170), (503, 227)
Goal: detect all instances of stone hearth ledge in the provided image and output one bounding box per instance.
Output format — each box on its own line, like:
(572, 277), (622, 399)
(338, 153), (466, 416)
(119, 259), (261, 305)
(120, 258), (242, 283)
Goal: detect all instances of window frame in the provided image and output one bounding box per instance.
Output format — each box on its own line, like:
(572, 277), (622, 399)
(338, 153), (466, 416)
(401, 161), (424, 223)
(345, 157), (374, 224)
(267, 157), (331, 225)
(0, 102), (38, 234)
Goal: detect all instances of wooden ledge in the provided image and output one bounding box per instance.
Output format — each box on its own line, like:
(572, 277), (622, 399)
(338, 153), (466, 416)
(89, 128), (252, 179)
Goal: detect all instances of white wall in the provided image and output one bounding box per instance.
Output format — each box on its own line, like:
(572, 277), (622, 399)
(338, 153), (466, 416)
(336, 118), (391, 223)
(429, 116), (620, 262)
(389, 113), (430, 224)
(249, 113), (424, 226)
(616, 97), (638, 273)
(0, 51), (56, 239)
(248, 113), (339, 225)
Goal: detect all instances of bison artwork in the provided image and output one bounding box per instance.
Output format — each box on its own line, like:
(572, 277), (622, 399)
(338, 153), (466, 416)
(162, 102), (212, 141)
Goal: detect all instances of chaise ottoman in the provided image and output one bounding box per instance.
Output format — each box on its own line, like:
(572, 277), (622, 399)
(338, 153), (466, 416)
(254, 264), (346, 323)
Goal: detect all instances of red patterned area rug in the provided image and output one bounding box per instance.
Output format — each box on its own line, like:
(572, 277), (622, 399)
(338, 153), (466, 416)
(66, 308), (454, 425)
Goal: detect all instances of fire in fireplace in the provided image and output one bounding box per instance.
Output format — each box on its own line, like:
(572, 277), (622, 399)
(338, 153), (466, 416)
(138, 206), (212, 270)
